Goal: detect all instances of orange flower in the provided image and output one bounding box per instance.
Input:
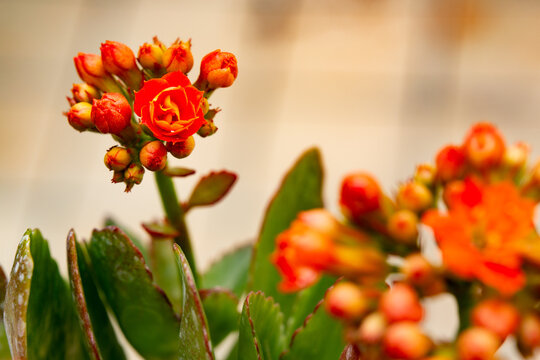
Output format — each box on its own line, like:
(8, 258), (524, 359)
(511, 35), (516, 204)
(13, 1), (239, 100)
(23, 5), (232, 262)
(271, 209), (386, 292)
(423, 177), (537, 295)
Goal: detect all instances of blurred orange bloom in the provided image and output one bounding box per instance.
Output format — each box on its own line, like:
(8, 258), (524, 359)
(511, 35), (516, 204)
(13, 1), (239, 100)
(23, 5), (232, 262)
(423, 177), (538, 295)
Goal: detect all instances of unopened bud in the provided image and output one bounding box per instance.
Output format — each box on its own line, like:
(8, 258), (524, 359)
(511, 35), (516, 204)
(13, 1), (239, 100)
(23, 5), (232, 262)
(104, 146), (131, 171)
(197, 119), (218, 138)
(71, 83), (100, 103)
(463, 122), (505, 170)
(387, 210), (418, 244)
(383, 322), (431, 360)
(339, 172), (382, 221)
(471, 299), (519, 340)
(162, 40), (193, 74)
(138, 37), (166, 73)
(414, 163), (436, 186)
(73, 53), (122, 93)
(457, 327), (500, 360)
(401, 253), (435, 286)
(358, 312), (387, 344)
(503, 142), (529, 170)
(518, 313), (540, 350)
(325, 282), (369, 320)
(124, 163), (145, 192)
(379, 283), (423, 323)
(166, 136), (195, 159)
(435, 145), (466, 182)
(67, 102), (94, 132)
(296, 209), (340, 237)
(111, 170), (124, 183)
(195, 49), (239, 90)
(91, 93), (132, 135)
(396, 181), (433, 212)
(140, 141), (167, 172)
(100, 40), (143, 90)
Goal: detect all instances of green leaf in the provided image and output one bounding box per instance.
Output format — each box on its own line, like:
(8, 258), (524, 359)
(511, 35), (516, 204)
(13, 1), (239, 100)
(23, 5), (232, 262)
(67, 230), (126, 360)
(248, 148), (324, 316)
(164, 167), (196, 178)
(186, 170), (237, 211)
(172, 244), (214, 360)
(238, 292), (286, 360)
(281, 297), (345, 360)
(150, 238), (182, 314)
(200, 289), (239, 346)
(103, 217), (150, 263)
(0, 266), (10, 360)
(4, 229), (89, 360)
(87, 227), (180, 359)
(201, 244), (252, 297)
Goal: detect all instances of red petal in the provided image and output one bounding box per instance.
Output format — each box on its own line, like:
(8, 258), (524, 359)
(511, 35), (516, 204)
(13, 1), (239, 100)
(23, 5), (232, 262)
(163, 71), (191, 88)
(134, 78), (168, 116)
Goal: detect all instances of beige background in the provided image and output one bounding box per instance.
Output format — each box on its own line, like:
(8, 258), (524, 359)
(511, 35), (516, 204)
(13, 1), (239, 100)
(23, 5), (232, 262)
(2, 0), (540, 358)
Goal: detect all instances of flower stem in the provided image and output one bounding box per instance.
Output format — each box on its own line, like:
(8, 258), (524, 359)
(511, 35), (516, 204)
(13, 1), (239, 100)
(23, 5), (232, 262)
(448, 279), (474, 334)
(154, 171), (199, 283)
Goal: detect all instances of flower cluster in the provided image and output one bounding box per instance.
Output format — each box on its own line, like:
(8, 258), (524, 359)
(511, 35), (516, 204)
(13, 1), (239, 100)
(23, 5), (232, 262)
(65, 37), (238, 191)
(272, 122), (540, 359)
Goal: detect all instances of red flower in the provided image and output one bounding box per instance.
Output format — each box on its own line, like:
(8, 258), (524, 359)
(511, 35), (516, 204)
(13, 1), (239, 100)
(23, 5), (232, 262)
(422, 177), (537, 295)
(134, 71), (205, 142)
(195, 50), (238, 90)
(100, 40), (143, 90)
(91, 93), (132, 135)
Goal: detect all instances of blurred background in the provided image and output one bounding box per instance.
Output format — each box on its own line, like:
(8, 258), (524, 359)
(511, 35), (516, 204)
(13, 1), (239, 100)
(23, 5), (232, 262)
(2, 0), (540, 358)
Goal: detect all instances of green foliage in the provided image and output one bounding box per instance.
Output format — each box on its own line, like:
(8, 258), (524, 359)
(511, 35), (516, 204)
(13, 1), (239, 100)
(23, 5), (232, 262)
(150, 238), (183, 314)
(67, 230), (126, 360)
(87, 227), (180, 359)
(0, 266), (10, 360)
(238, 292), (287, 360)
(103, 217), (149, 263)
(201, 244), (252, 297)
(201, 289), (239, 346)
(186, 170), (238, 211)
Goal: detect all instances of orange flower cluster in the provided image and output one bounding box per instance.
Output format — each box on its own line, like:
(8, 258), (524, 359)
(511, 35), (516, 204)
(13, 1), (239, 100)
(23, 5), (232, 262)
(272, 122), (540, 359)
(64, 37), (238, 191)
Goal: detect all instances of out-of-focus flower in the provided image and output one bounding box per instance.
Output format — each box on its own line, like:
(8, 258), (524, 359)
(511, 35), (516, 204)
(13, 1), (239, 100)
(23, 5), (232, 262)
(66, 102), (93, 132)
(195, 50), (238, 91)
(387, 209), (419, 244)
(379, 283), (423, 324)
(518, 313), (540, 354)
(74, 53), (122, 93)
(134, 71), (205, 142)
(463, 122), (505, 170)
(162, 40), (193, 74)
(100, 40), (144, 90)
(91, 93), (132, 135)
(71, 83), (100, 103)
(382, 322), (431, 360)
(271, 209), (386, 292)
(340, 172), (382, 221)
(471, 299), (519, 340)
(358, 312), (386, 344)
(140, 141), (167, 172)
(423, 177), (538, 295)
(325, 282), (370, 320)
(401, 253), (436, 287)
(457, 327), (500, 360)
(436, 145), (467, 182)
(396, 181), (433, 213)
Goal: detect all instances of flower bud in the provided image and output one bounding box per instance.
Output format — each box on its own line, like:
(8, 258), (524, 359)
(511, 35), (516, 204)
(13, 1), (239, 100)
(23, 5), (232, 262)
(140, 141), (167, 172)
(414, 163), (436, 186)
(518, 313), (540, 350)
(325, 282), (369, 320)
(396, 181), (433, 213)
(166, 136), (195, 159)
(71, 83), (100, 103)
(195, 50), (238, 90)
(401, 253), (435, 286)
(340, 172), (382, 220)
(124, 163), (145, 192)
(457, 327), (500, 360)
(435, 145), (466, 182)
(73, 53), (122, 93)
(379, 283), (423, 323)
(503, 142), (529, 170)
(100, 40), (144, 90)
(383, 322), (431, 359)
(162, 40), (193, 74)
(197, 119), (218, 138)
(463, 122), (505, 170)
(387, 210), (419, 244)
(471, 299), (519, 340)
(111, 170), (124, 183)
(91, 93), (132, 135)
(358, 312), (387, 344)
(138, 37), (166, 73)
(104, 146), (131, 171)
(67, 102), (94, 131)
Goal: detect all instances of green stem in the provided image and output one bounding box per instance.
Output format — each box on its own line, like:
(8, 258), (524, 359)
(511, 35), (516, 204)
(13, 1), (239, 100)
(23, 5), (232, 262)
(448, 279), (474, 334)
(154, 171), (199, 283)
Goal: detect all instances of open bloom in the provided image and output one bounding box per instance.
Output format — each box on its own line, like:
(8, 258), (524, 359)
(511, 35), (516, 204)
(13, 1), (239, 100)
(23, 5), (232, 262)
(271, 209), (386, 292)
(422, 177), (538, 295)
(134, 71), (205, 142)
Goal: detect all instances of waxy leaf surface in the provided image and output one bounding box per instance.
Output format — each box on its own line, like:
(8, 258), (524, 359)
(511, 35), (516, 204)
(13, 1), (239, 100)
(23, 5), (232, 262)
(104, 217), (149, 263)
(67, 230), (126, 360)
(151, 238), (183, 314)
(0, 266), (10, 359)
(87, 227), (180, 359)
(4, 229), (89, 360)
(200, 289), (239, 346)
(201, 244), (252, 297)
(186, 170), (237, 211)
(238, 292), (286, 360)
(172, 244), (214, 360)
(248, 148), (324, 317)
